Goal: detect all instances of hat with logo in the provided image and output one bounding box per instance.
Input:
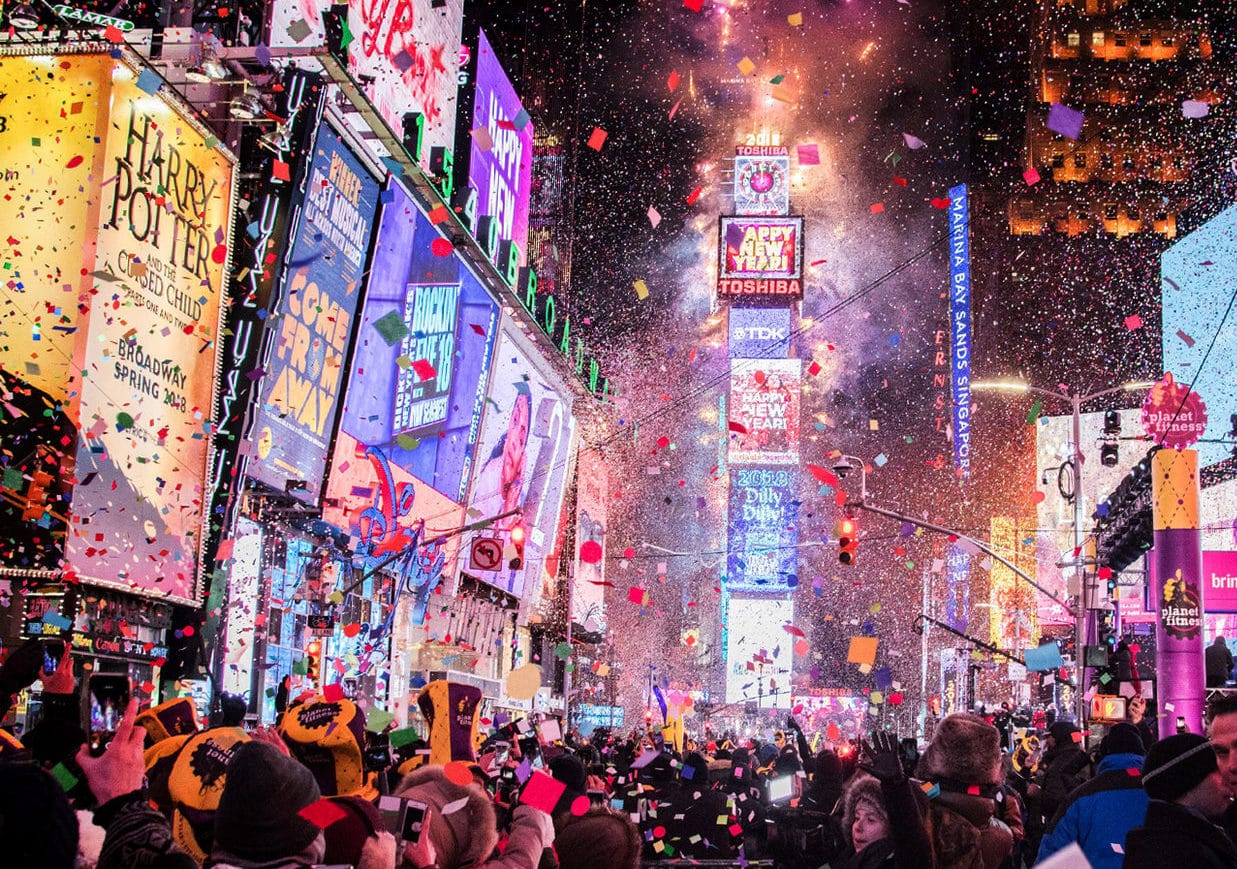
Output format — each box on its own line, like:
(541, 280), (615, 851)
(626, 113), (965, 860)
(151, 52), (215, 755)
(158, 726), (251, 862)
(137, 696), (199, 745)
(279, 697), (376, 799)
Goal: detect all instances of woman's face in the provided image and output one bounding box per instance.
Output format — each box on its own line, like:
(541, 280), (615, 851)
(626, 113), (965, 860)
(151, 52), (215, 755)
(501, 394), (531, 498)
(851, 803), (890, 853)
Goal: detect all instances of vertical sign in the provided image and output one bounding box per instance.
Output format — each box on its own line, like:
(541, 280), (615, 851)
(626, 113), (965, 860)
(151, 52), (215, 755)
(726, 466), (798, 591)
(945, 543), (971, 633)
(393, 283), (462, 433)
(947, 184), (972, 476)
(221, 517), (262, 696)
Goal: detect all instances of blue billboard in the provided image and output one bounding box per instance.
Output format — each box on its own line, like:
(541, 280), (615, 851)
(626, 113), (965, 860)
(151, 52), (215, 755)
(329, 180), (500, 504)
(728, 306), (792, 359)
(948, 183), (973, 476)
(248, 123), (381, 502)
(726, 465), (798, 591)
(1162, 203), (1237, 468)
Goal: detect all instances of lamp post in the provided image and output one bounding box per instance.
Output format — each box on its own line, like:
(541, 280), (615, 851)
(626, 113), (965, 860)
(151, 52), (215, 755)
(971, 379), (1154, 725)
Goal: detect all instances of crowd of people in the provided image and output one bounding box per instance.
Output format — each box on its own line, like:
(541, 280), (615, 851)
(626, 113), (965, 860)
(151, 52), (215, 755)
(5, 640), (1237, 868)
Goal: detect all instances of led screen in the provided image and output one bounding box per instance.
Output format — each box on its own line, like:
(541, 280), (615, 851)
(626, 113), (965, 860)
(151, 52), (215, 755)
(790, 690), (867, 740)
(572, 448), (607, 634)
(728, 306), (792, 360)
(0, 53), (235, 602)
(326, 180), (499, 505)
(727, 466), (798, 591)
(724, 596), (794, 707)
(728, 359), (801, 465)
(221, 517), (262, 697)
(461, 326), (576, 600)
(717, 215), (803, 299)
(248, 122), (381, 502)
(734, 146), (790, 216)
(468, 29), (534, 267)
(1161, 203), (1237, 468)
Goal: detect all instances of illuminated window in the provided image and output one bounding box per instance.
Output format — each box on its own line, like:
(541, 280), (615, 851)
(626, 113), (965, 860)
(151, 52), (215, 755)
(1067, 32), (1081, 48)
(1093, 31), (1106, 46)
(1074, 152), (1087, 168)
(1115, 36), (1127, 46)
(1052, 154), (1066, 168)
(1162, 37), (1174, 46)
(1101, 153), (1114, 168)
(1128, 206), (1139, 220)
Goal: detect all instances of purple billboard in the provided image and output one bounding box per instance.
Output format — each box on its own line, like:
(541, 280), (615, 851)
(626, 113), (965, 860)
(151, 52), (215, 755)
(248, 122), (381, 503)
(468, 29), (534, 267)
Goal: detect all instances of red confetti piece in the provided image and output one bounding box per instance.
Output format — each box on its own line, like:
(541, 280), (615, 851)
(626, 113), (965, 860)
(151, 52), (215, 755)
(806, 464), (840, 487)
(656, 436), (670, 449)
(520, 771), (567, 814)
(870, 203), (884, 213)
(104, 25), (125, 42)
(580, 540), (603, 564)
(628, 587), (646, 604)
(587, 127), (608, 151)
(299, 799), (348, 828)
(728, 420), (748, 434)
(623, 547), (635, 559)
(683, 0), (702, 10)
(807, 360), (822, 376)
(930, 197), (952, 209)
(212, 244), (228, 264)
(412, 359), (437, 381)
(322, 683), (344, 702)
(783, 624), (805, 637)
(668, 70), (680, 92)
(686, 186), (702, 205)
(342, 623), (361, 637)
(469, 323), (487, 336)
(66, 155), (84, 169)
(428, 204), (450, 224)
(893, 176), (907, 187)
(431, 237), (453, 256)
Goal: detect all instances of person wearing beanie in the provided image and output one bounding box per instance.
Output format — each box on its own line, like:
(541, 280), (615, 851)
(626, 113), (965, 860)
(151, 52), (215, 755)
(1036, 721), (1149, 869)
(553, 807), (640, 869)
(394, 763), (553, 869)
(914, 712), (1017, 869)
(1034, 719), (1091, 825)
(1124, 733), (1237, 868)
(321, 795), (398, 869)
(209, 740), (325, 867)
(832, 734), (932, 869)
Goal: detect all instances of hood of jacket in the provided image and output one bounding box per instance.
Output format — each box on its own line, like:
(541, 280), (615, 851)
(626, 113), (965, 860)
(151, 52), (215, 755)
(1096, 752), (1144, 775)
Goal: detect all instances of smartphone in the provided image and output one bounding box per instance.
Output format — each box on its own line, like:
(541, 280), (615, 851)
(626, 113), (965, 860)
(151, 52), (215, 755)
(493, 741), (510, 764)
(377, 795), (428, 844)
(518, 735), (542, 769)
(88, 674), (129, 755)
(767, 774), (795, 804)
(588, 789), (606, 806)
(42, 638), (66, 675)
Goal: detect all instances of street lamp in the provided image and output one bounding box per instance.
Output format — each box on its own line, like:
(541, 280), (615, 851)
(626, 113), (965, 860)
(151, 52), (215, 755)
(972, 378), (1155, 725)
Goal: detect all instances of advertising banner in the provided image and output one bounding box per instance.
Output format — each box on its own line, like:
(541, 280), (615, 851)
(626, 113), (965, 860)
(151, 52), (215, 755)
(727, 306), (792, 360)
(947, 183), (972, 475)
(724, 596), (794, 707)
(727, 466), (798, 591)
(944, 543), (971, 633)
(462, 325), (576, 600)
(221, 517), (262, 697)
(717, 215), (803, 299)
(269, 0), (465, 173)
(988, 518), (1040, 650)
(940, 648), (969, 715)
(468, 29), (534, 267)
(572, 448), (608, 634)
(0, 53), (236, 602)
(728, 359), (801, 465)
(1151, 551), (1237, 614)
(248, 122), (381, 502)
(790, 689), (867, 740)
(733, 146), (790, 216)
(328, 179), (499, 505)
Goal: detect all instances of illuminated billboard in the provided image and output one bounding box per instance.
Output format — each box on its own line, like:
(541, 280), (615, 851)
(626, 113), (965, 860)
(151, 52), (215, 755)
(790, 689), (867, 740)
(728, 306), (792, 360)
(947, 184), (972, 475)
(269, 0), (465, 172)
(988, 518), (1040, 650)
(717, 215), (804, 299)
(462, 326), (577, 600)
(1161, 203), (1237, 468)
(727, 466), (798, 591)
(728, 359), (801, 465)
(733, 146), (791, 216)
(326, 180), (499, 506)
(724, 596), (794, 706)
(572, 448), (608, 634)
(467, 29), (535, 268)
(248, 121), (381, 503)
(0, 53), (236, 603)
(221, 517), (262, 697)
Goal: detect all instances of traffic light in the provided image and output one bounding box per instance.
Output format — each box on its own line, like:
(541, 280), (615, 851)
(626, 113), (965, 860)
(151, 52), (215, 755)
(305, 639), (321, 683)
(1099, 565), (1117, 600)
(509, 524), (526, 570)
(836, 517), (858, 565)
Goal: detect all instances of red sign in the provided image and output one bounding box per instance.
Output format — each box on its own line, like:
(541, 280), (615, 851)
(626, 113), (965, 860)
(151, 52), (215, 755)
(1141, 373), (1207, 449)
(470, 537), (504, 572)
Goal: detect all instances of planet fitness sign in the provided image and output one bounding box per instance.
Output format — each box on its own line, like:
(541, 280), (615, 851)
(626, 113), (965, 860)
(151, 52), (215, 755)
(1141, 374), (1207, 449)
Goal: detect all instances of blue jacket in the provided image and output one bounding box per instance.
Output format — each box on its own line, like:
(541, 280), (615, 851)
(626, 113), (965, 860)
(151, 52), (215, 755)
(1036, 752), (1148, 869)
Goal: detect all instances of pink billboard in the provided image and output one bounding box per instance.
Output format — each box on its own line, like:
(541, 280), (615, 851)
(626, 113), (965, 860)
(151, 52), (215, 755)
(1152, 551), (1237, 614)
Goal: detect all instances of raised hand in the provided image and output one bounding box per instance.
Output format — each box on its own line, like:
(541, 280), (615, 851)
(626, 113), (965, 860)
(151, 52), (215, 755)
(858, 731), (905, 783)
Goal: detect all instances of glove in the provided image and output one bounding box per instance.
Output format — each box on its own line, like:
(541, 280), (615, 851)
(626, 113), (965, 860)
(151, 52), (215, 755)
(858, 731), (905, 783)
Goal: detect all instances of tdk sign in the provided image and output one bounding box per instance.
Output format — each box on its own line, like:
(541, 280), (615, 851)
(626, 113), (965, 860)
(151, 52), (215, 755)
(728, 307), (793, 359)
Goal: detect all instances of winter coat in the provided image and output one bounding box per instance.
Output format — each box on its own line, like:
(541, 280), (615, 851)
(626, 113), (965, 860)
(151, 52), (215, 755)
(835, 776), (934, 869)
(1034, 751), (1148, 869)
(636, 780), (741, 861)
(1036, 744), (1090, 822)
(923, 789), (1014, 869)
(1123, 799), (1237, 869)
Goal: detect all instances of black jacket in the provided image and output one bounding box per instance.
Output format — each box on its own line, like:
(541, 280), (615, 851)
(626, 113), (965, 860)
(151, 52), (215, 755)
(1037, 745), (1089, 822)
(1124, 799), (1237, 869)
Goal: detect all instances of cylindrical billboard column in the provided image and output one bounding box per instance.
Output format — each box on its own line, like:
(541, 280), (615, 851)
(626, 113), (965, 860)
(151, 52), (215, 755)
(1151, 448), (1205, 737)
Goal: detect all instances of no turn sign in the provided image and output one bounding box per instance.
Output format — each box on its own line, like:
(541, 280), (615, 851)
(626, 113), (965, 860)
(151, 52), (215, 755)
(470, 537), (503, 572)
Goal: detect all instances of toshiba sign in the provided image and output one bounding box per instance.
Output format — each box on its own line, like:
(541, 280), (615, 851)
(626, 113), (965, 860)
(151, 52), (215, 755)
(717, 215), (805, 300)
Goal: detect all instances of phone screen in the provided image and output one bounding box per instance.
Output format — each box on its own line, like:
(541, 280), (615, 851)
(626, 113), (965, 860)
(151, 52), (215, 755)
(400, 801), (427, 844)
(43, 640), (64, 675)
(767, 775), (794, 804)
(88, 675), (129, 734)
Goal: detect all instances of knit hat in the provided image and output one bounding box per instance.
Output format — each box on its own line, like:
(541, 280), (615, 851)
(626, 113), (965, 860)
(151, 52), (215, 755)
(280, 697), (376, 799)
(555, 808), (641, 869)
(212, 740), (322, 861)
(417, 680), (482, 765)
(143, 732), (192, 813)
(1099, 722), (1146, 758)
(321, 794), (396, 869)
(137, 696), (199, 745)
(1142, 733), (1219, 801)
(917, 712), (1003, 785)
(393, 765), (498, 868)
(1049, 721), (1082, 746)
(0, 763), (78, 868)
(162, 726), (251, 861)
(549, 753), (588, 796)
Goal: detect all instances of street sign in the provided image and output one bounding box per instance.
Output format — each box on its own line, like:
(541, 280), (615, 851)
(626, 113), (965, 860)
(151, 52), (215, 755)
(307, 614), (334, 636)
(470, 537), (503, 572)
